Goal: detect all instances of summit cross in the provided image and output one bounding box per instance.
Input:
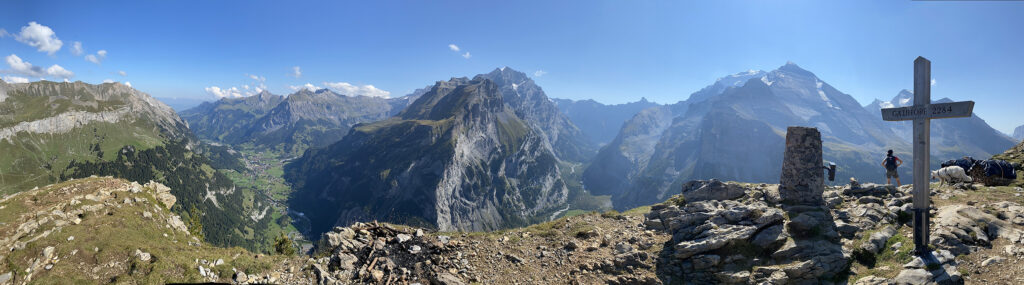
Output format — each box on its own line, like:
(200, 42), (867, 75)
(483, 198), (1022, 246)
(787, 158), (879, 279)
(881, 56), (974, 254)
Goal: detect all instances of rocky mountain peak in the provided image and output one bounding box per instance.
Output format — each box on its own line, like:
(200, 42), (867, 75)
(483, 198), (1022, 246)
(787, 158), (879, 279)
(417, 78), (505, 121)
(480, 67), (531, 87)
(777, 61), (813, 76)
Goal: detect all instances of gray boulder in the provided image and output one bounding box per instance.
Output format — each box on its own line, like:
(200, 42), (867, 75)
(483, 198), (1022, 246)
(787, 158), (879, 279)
(680, 179), (747, 202)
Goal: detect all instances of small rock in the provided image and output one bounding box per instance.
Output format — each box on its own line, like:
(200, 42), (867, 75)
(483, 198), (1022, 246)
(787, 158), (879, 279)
(42, 246), (55, 259)
(893, 268), (930, 284)
(233, 271), (248, 283)
(564, 241), (579, 251)
(336, 253), (358, 271)
(214, 259), (223, 267)
(614, 242), (633, 254)
(45, 264), (53, 270)
(434, 272), (465, 285)
(396, 233), (412, 243)
(0, 272), (12, 284)
(409, 245), (422, 254)
(438, 235), (451, 245)
(134, 249), (151, 262)
(67, 236), (74, 241)
(981, 256), (1006, 267)
(371, 269), (384, 282)
(506, 254), (523, 263)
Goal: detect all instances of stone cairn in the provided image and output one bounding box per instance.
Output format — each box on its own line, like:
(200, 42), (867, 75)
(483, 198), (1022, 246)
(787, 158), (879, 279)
(779, 126), (825, 206)
(643, 126), (847, 284)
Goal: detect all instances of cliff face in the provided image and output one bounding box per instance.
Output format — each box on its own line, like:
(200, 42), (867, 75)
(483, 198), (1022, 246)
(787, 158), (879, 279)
(476, 68), (595, 162)
(286, 78), (570, 235)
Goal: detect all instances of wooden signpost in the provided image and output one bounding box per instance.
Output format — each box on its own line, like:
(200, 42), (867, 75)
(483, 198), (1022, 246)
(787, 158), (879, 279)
(881, 57), (974, 254)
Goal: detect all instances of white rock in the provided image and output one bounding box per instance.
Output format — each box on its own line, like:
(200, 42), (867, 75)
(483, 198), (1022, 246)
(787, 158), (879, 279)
(42, 246), (55, 259)
(981, 256), (1006, 267)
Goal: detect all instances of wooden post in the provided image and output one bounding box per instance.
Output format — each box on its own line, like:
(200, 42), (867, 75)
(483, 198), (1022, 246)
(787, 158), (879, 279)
(912, 57), (931, 254)
(881, 57), (974, 255)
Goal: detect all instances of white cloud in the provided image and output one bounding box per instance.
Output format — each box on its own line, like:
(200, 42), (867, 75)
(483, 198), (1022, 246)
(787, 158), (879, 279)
(124, 81), (131, 87)
(205, 86), (246, 98)
(289, 83), (320, 92)
(204, 74), (270, 99)
(931, 78), (937, 86)
(323, 82), (391, 98)
(102, 79), (114, 83)
(2, 76), (29, 83)
(247, 73), (266, 81)
(5, 54), (38, 75)
(0, 28), (8, 38)
(291, 66), (302, 78)
(118, 70), (127, 76)
(15, 22), (63, 55)
(46, 64), (74, 78)
(85, 49), (106, 64)
(534, 70), (547, 77)
(462, 52), (471, 59)
(4, 54), (74, 79)
(71, 41), (83, 56)
(448, 44), (460, 52)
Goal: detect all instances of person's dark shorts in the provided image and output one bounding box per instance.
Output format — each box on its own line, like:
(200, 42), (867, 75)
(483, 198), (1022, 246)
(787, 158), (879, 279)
(886, 169), (899, 179)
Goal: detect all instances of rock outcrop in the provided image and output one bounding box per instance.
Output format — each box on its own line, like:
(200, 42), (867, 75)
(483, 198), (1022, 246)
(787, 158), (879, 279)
(311, 222), (466, 285)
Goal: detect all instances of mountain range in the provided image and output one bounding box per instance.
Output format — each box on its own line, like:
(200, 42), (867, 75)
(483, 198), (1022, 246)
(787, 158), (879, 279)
(584, 63), (1015, 209)
(285, 76), (573, 234)
(3, 63), (1015, 242)
(181, 89), (423, 156)
(0, 79), (271, 249)
(864, 89), (1017, 158)
(552, 97), (660, 146)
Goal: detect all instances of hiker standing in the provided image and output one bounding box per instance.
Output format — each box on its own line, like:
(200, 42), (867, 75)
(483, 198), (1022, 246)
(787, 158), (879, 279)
(882, 149), (903, 186)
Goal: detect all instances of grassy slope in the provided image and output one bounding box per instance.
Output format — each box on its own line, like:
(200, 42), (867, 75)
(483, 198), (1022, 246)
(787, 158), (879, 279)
(0, 177), (291, 284)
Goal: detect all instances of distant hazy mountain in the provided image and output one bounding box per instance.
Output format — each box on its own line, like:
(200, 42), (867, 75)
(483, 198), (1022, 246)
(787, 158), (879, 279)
(156, 96), (210, 111)
(1014, 125), (1024, 141)
(586, 63), (909, 209)
(865, 90), (1017, 159)
(286, 77), (571, 235)
(181, 89), (423, 155)
(180, 90), (285, 144)
(476, 68), (595, 162)
(0, 79), (261, 248)
(552, 97), (660, 146)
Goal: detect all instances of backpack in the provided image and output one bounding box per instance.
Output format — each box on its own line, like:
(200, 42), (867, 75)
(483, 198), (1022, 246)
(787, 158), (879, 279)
(885, 156), (898, 171)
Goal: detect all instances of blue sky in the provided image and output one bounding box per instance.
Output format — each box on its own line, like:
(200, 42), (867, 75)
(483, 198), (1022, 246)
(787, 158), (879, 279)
(1, 0), (1023, 133)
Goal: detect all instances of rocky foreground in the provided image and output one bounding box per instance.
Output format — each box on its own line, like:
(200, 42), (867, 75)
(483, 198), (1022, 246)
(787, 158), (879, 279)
(2, 176), (1024, 284)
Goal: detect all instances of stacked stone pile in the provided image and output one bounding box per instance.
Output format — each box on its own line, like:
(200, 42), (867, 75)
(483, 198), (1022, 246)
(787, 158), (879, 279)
(311, 222), (466, 285)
